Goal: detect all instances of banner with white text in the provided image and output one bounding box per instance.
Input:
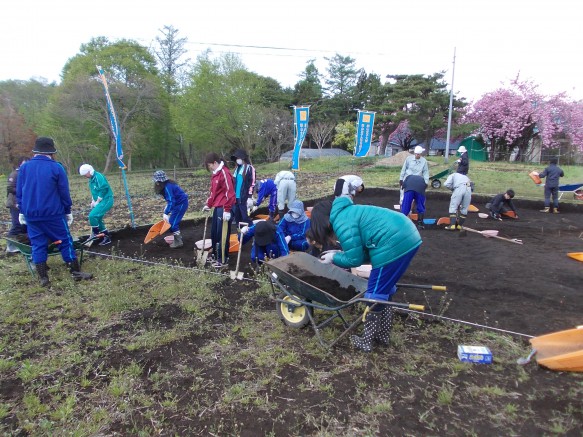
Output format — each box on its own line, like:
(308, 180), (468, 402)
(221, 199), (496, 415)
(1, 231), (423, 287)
(291, 106), (310, 170)
(354, 110), (375, 157)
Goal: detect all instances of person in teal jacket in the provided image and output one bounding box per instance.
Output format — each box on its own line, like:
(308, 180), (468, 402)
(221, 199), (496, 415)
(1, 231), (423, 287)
(310, 197), (422, 352)
(79, 164), (114, 245)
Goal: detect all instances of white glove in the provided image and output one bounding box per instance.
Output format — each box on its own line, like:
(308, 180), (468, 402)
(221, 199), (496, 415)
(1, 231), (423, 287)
(320, 252), (335, 264)
(19, 213), (26, 225)
(532, 171), (539, 176)
(202, 205), (211, 212)
(285, 235), (292, 244)
(246, 198), (255, 209)
(222, 211), (231, 221)
(163, 213), (170, 222)
(90, 200), (96, 208)
(66, 213), (73, 226)
(456, 159), (461, 164)
(251, 206), (258, 213)
(240, 226), (249, 235)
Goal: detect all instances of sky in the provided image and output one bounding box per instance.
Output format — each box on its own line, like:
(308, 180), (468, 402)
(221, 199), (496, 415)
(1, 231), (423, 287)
(1, 0), (582, 102)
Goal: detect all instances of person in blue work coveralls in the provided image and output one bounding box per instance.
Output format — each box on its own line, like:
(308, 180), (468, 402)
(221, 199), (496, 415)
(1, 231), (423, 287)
(152, 170), (189, 249)
(16, 137), (93, 287)
(79, 164), (114, 245)
(309, 197), (422, 353)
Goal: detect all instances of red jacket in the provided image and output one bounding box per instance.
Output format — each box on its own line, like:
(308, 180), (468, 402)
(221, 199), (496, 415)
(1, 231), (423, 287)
(206, 161), (236, 212)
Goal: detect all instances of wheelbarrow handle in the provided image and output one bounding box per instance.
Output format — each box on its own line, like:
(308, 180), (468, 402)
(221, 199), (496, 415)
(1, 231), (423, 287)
(397, 283), (447, 292)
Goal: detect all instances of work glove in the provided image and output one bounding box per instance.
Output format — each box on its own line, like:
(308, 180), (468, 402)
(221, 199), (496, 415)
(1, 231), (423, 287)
(222, 211), (231, 221)
(163, 213), (170, 222)
(66, 213), (74, 226)
(18, 213), (26, 225)
(90, 199), (96, 208)
(531, 171), (539, 176)
(246, 198), (255, 209)
(202, 205), (211, 212)
(399, 180), (403, 188)
(285, 235), (292, 244)
(240, 226), (249, 235)
(251, 206), (258, 213)
(320, 252), (335, 264)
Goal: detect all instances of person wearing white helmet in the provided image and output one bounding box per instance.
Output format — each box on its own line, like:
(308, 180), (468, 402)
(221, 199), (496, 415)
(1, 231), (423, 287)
(399, 145), (429, 205)
(456, 145), (469, 175)
(79, 163), (114, 245)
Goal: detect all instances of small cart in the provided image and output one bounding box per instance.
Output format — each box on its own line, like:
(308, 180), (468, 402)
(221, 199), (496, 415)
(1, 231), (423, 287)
(265, 252), (428, 348)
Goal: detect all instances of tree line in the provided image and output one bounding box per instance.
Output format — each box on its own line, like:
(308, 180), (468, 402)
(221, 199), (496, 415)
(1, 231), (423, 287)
(1, 25), (582, 174)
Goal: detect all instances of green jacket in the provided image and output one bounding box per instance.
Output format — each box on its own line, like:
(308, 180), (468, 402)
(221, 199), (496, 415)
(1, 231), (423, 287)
(89, 171), (114, 204)
(330, 197), (422, 269)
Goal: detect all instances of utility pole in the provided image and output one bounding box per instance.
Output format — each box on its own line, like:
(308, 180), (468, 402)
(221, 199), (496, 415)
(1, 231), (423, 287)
(444, 47), (456, 164)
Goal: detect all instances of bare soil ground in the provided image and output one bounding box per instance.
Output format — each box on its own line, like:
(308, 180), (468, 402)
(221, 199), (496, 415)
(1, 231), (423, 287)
(2, 188), (583, 435)
(91, 188), (583, 337)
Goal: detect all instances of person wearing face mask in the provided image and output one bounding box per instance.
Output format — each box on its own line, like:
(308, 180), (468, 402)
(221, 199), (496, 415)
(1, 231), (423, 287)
(277, 199), (311, 251)
(231, 149), (256, 225)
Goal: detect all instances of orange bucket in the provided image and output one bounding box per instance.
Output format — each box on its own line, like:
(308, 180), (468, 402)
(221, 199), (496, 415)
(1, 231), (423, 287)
(229, 234), (239, 253)
(529, 171), (542, 185)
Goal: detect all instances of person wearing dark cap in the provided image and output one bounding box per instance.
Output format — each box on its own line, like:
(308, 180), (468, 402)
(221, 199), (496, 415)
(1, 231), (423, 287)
(79, 164), (114, 245)
(230, 149), (256, 226)
(16, 137), (93, 287)
(239, 219), (289, 264)
(5, 156), (28, 253)
(152, 170), (189, 248)
(532, 158), (564, 213)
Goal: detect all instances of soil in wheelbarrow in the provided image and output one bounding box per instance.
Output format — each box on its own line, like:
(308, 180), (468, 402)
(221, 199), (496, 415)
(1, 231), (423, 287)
(287, 263), (359, 302)
(87, 188), (583, 337)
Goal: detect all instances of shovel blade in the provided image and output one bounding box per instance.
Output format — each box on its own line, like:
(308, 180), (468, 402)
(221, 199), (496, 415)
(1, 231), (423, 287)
(144, 220), (165, 244)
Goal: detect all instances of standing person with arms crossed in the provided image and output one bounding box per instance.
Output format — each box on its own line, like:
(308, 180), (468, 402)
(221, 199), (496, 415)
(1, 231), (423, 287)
(16, 137), (93, 287)
(79, 164), (114, 246)
(202, 152), (236, 267)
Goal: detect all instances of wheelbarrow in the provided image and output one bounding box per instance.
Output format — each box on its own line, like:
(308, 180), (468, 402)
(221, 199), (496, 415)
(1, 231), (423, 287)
(4, 234), (101, 276)
(429, 166), (455, 189)
(264, 252), (428, 349)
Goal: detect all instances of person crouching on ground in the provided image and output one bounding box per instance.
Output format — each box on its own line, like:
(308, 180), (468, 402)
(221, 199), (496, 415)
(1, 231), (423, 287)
(278, 199), (310, 252)
(486, 189), (518, 220)
(16, 137), (93, 287)
(309, 197), (422, 353)
(400, 174), (427, 229)
(231, 149), (255, 226)
(202, 152), (236, 267)
(79, 164), (114, 245)
(334, 175), (364, 199)
(533, 157), (564, 213)
(444, 172), (472, 232)
(239, 219), (289, 264)
(152, 170), (189, 249)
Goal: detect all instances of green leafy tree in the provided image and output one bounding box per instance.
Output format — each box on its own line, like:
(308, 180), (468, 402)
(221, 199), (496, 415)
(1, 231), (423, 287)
(323, 54), (361, 117)
(43, 37), (167, 171)
(293, 60), (323, 112)
(332, 120), (356, 152)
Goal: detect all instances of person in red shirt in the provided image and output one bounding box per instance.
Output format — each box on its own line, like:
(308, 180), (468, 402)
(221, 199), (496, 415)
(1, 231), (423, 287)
(202, 152), (236, 267)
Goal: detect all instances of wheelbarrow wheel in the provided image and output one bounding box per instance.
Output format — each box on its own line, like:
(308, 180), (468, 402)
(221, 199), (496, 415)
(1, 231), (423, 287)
(276, 293), (311, 328)
(431, 179), (441, 189)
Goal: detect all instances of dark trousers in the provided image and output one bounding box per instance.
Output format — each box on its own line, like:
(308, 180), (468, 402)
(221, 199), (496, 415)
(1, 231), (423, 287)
(232, 198), (251, 225)
(544, 186), (559, 208)
(8, 207), (27, 236)
(210, 207), (232, 263)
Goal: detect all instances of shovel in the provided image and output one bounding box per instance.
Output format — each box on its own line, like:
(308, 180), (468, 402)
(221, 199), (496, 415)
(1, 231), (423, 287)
(463, 226), (523, 244)
(230, 225), (245, 280)
(196, 212), (211, 266)
(144, 220), (171, 244)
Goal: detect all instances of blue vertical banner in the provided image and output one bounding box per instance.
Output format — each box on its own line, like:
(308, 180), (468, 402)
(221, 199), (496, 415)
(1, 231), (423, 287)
(96, 65), (135, 227)
(354, 110), (376, 157)
(291, 106), (310, 171)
